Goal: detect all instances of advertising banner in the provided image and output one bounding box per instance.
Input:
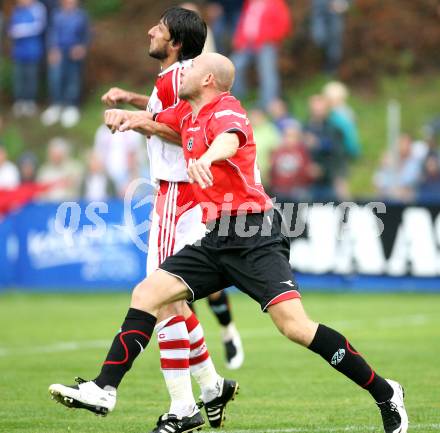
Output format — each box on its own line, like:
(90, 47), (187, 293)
(1, 200), (439, 291)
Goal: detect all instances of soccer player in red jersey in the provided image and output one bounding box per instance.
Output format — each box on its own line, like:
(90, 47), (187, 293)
(50, 53), (408, 433)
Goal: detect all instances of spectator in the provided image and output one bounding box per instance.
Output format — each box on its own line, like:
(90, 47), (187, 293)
(373, 133), (424, 202)
(41, 0), (90, 128)
(37, 137), (83, 201)
(231, 0), (291, 109)
(270, 124), (320, 201)
(18, 151), (38, 183)
(8, 0), (47, 117)
(0, 145), (20, 189)
(205, 0), (244, 55)
(417, 152), (440, 203)
(0, 0), (4, 59)
(93, 124), (146, 197)
(304, 94), (347, 201)
(268, 98), (300, 133)
(310, 0), (352, 75)
(249, 108), (280, 187)
(81, 151), (116, 201)
(323, 80), (361, 159)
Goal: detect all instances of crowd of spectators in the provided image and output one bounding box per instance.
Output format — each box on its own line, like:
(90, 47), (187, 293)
(374, 126), (440, 204)
(6, 0), (90, 127)
(0, 122), (148, 210)
(1, 1), (439, 208)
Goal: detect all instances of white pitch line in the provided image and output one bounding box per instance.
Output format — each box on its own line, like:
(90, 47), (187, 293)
(0, 313), (433, 357)
(204, 424), (439, 433)
(0, 339), (110, 357)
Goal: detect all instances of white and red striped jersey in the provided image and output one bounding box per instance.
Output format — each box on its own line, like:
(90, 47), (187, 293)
(146, 60), (191, 184)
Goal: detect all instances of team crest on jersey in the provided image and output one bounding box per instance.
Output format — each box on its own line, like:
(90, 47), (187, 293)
(187, 137), (194, 151)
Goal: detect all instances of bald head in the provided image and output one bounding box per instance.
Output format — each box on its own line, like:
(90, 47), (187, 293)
(179, 52), (236, 102)
(196, 53), (235, 92)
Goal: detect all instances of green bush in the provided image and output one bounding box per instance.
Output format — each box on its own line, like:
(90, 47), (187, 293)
(0, 58), (13, 101)
(83, 0), (122, 18)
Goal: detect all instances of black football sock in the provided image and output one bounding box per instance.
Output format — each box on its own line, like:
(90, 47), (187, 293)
(94, 308), (156, 389)
(308, 324), (393, 402)
(208, 291), (232, 327)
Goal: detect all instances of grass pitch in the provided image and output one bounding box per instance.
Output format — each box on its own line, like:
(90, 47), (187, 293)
(0, 291), (439, 433)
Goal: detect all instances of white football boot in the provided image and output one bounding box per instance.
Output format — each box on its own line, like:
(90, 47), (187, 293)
(49, 377), (116, 416)
(377, 379), (408, 433)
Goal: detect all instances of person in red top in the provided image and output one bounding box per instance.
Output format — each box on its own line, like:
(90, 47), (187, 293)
(269, 124), (320, 201)
(231, 0), (292, 108)
(49, 53), (408, 433)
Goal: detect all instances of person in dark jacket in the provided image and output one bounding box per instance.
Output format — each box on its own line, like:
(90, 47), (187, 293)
(8, 0), (47, 117)
(41, 0), (89, 128)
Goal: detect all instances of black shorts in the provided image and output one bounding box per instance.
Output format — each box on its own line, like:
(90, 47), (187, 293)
(159, 209), (301, 311)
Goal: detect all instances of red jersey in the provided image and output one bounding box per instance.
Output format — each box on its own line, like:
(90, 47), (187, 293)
(157, 92), (273, 222)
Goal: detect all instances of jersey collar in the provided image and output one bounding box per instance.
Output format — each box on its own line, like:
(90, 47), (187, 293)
(195, 92), (232, 119)
(158, 59), (191, 77)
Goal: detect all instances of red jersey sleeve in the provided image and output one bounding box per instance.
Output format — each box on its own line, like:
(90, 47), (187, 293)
(155, 100), (191, 134)
(207, 98), (249, 147)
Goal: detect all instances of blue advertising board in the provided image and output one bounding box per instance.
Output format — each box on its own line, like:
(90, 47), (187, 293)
(0, 199), (152, 291)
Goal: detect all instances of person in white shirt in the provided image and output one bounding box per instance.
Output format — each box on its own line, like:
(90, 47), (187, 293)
(0, 145), (20, 189)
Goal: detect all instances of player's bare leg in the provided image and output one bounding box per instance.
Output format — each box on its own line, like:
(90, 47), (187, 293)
(268, 299), (408, 433)
(207, 290), (244, 369)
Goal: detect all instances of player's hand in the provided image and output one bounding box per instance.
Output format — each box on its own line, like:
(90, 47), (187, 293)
(104, 109), (128, 133)
(187, 157), (213, 189)
(119, 111), (154, 134)
(102, 87), (130, 107)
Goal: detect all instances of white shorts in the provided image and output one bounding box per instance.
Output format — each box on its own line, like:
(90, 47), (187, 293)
(146, 180), (206, 276)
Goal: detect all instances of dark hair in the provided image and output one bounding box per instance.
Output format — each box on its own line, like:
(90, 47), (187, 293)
(161, 7), (207, 61)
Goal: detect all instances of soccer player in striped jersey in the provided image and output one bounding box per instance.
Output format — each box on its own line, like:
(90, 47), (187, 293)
(102, 8), (244, 372)
(49, 9), (239, 433)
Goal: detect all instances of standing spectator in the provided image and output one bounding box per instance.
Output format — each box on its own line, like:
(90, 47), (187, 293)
(93, 124), (146, 197)
(0, 145), (20, 189)
(231, 0), (291, 109)
(41, 0), (89, 128)
(249, 108), (280, 187)
(310, 0), (352, 75)
(304, 94), (346, 201)
(270, 124), (319, 201)
(205, 0), (244, 54)
(37, 137), (83, 201)
(81, 151), (116, 201)
(0, 0), (4, 60)
(323, 80), (361, 159)
(8, 0), (47, 117)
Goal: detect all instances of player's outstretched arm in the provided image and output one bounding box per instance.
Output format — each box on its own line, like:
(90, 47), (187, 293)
(104, 109), (181, 145)
(102, 87), (150, 110)
(188, 133), (239, 189)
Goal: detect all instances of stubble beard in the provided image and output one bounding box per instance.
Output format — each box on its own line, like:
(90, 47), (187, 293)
(149, 46), (168, 61)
